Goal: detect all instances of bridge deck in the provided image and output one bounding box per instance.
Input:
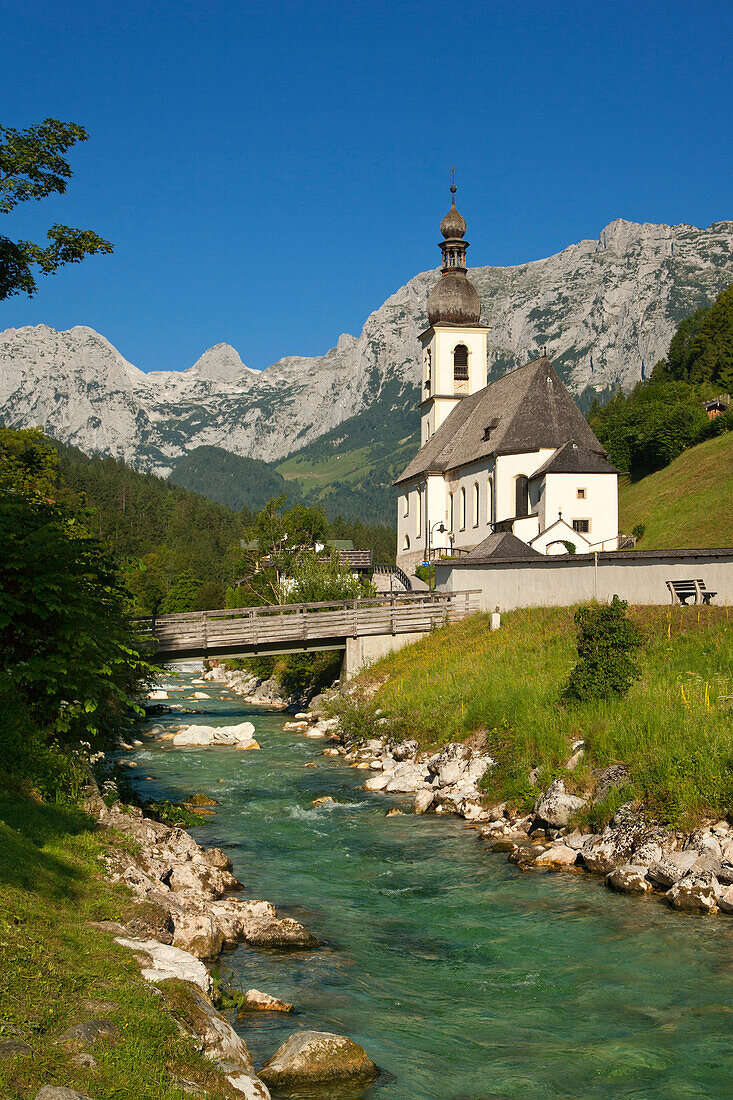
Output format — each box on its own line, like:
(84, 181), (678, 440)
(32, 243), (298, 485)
(136, 591), (480, 661)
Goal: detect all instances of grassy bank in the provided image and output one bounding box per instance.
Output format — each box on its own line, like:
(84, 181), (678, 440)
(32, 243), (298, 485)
(0, 789), (236, 1099)
(619, 432), (733, 548)
(339, 606), (733, 826)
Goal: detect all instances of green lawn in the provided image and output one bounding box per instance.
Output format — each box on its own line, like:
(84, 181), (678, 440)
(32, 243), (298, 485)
(337, 605), (733, 826)
(619, 432), (733, 549)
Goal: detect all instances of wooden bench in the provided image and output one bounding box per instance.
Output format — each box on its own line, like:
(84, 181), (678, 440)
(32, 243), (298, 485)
(666, 579), (717, 606)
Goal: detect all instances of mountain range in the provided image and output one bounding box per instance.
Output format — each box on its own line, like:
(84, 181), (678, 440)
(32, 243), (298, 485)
(1, 216), (732, 525)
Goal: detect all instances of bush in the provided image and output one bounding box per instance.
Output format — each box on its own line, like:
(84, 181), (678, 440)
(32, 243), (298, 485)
(632, 523), (646, 541)
(563, 596), (643, 703)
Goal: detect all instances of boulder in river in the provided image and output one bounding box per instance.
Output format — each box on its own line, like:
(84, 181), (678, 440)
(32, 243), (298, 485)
(666, 871), (722, 913)
(172, 913), (224, 959)
(172, 721), (258, 748)
(238, 988), (293, 1013)
(606, 864), (654, 894)
(244, 916), (320, 949)
(259, 1030), (379, 1087)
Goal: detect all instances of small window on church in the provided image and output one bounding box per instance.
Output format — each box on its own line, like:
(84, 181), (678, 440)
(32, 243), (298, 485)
(515, 475), (529, 518)
(453, 344), (469, 382)
(572, 519), (590, 534)
(459, 487), (466, 530)
(473, 482), (479, 527)
(449, 492), (455, 532)
(487, 478), (493, 524)
(403, 493), (409, 518)
(403, 534), (411, 551)
(577, 488), (586, 499)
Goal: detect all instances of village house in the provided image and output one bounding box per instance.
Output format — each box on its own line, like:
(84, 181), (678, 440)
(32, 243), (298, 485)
(395, 185), (619, 575)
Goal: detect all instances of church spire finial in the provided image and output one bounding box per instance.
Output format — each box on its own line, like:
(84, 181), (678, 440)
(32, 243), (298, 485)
(451, 166), (456, 198)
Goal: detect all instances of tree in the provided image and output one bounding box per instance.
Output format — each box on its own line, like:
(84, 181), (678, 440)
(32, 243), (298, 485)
(563, 597), (643, 703)
(0, 118), (112, 300)
(0, 426), (59, 497)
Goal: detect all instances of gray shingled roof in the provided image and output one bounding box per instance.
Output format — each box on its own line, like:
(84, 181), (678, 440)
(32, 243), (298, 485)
(530, 440), (619, 478)
(395, 356), (606, 485)
(463, 530), (544, 561)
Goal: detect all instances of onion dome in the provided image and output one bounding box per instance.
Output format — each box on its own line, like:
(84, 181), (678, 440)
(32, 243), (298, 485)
(427, 178), (482, 327)
(440, 184), (467, 239)
(427, 274), (481, 326)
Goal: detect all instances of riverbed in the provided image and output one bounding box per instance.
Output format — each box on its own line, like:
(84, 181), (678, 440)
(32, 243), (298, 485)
(124, 666), (733, 1099)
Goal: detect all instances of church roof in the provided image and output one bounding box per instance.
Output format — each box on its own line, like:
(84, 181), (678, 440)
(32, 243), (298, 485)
(395, 355), (606, 485)
(463, 530), (544, 561)
(530, 440), (619, 478)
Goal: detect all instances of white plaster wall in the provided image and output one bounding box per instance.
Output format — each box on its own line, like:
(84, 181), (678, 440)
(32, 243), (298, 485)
(542, 472), (618, 548)
(343, 630), (427, 679)
(495, 450), (555, 522)
(435, 552), (733, 611)
(446, 460), (497, 551)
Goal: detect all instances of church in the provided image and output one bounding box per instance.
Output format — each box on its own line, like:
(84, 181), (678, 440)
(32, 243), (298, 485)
(395, 185), (619, 575)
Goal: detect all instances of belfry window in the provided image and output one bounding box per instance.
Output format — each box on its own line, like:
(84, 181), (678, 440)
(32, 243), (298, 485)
(453, 344), (469, 382)
(515, 475), (529, 518)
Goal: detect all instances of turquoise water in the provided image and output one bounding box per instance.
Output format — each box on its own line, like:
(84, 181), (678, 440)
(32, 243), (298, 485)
(126, 670), (733, 1099)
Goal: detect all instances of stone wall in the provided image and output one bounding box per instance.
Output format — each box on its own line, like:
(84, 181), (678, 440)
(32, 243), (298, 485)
(434, 547), (733, 612)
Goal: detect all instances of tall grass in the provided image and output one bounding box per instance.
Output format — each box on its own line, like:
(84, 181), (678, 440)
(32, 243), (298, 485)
(355, 606), (733, 825)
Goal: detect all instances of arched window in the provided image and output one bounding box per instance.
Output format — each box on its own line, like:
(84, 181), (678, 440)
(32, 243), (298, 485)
(403, 534), (410, 551)
(416, 487), (422, 534)
(515, 475), (529, 518)
(424, 347), (431, 392)
(449, 492), (455, 532)
(473, 482), (479, 527)
(459, 487), (466, 530)
(486, 478), (493, 525)
(453, 344), (469, 383)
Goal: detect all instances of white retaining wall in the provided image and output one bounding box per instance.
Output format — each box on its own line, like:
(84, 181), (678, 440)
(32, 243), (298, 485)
(434, 548), (733, 612)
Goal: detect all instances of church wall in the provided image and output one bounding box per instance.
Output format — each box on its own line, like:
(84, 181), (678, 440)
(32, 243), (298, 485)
(542, 472), (618, 549)
(495, 450), (555, 522)
(434, 550), (733, 612)
(445, 460), (495, 552)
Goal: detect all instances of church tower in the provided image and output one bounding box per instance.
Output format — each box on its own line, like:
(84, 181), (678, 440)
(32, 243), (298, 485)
(419, 181), (488, 445)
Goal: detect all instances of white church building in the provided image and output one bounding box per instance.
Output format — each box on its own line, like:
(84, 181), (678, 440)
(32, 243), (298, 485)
(395, 185), (619, 575)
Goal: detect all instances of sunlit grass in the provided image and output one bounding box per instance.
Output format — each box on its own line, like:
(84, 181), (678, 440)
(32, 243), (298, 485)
(351, 605), (733, 825)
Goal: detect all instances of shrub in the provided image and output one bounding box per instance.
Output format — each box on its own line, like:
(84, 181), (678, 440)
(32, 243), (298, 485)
(563, 596), (643, 703)
(632, 523), (646, 541)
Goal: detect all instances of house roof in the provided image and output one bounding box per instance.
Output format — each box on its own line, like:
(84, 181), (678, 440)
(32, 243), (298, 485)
(395, 355), (606, 485)
(463, 530), (544, 561)
(529, 440), (619, 479)
(337, 548), (373, 570)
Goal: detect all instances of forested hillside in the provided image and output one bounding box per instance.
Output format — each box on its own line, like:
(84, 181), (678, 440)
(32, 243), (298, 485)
(170, 445), (297, 512)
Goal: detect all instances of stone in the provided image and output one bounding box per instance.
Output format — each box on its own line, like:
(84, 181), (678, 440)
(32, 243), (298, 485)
(0, 1037), (34, 1057)
(259, 1030), (380, 1087)
(413, 789), (435, 815)
(244, 917), (319, 949)
(238, 988), (293, 1013)
(172, 913), (224, 959)
(717, 862), (733, 885)
(311, 796), (335, 807)
(57, 1019), (121, 1047)
(170, 985), (254, 1071)
(185, 792), (219, 806)
(173, 721), (258, 748)
(114, 936), (212, 993)
(533, 844), (579, 869)
(208, 899), (277, 947)
(34, 1090), (95, 1100)
(666, 871), (722, 913)
(392, 739), (419, 761)
(386, 808), (403, 817)
(606, 864), (654, 894)
(593, 764), (630, 802)
(718, 885), (733, 913)
(363, 773), (391, 792)
(647, 850), (700, 888)
(203, 847), (233, 872)
(217, 1064), (271, 1099)
(533, 779), (585, 829)
(125, 900), (174, 944)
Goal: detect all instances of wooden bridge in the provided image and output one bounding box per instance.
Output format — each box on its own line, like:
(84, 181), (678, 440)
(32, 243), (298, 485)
(136, 591), (480, 665)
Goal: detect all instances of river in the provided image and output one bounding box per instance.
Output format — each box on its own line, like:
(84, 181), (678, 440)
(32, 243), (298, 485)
(123, 665), (733, 1099)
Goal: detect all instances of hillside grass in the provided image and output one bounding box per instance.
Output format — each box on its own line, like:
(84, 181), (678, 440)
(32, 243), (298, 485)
(343, 605), (733, 825)
(619, 432), (733, 549)
(0, 790), (236, 1099)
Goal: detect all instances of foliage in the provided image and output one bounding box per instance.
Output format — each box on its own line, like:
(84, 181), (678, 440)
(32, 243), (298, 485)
(160, 571), (206, 614)
(632, 523), (646, 541)
(277, 651), (342, 698)
(563, 597), (643, 703)
(287, 551), (371, 603)
(664, 284), (733, 390)
(170, 444), (297, 513)
(0, 491), (154, 752)
(0, 425), (59, 496)
(0, 118), (112, 300)
(349, 606), (733, 824)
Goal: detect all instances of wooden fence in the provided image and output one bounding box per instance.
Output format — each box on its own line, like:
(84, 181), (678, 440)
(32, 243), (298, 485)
(135, 591), (480, 660)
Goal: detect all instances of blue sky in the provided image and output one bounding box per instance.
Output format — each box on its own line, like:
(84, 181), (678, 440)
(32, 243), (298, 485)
(2, 0), (732, 373)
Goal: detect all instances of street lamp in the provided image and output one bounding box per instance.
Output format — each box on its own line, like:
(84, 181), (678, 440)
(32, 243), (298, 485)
(427, 520), (446, 591)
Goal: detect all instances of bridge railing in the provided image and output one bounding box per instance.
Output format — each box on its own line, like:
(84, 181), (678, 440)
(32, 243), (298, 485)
(134, 590), (481, 657)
